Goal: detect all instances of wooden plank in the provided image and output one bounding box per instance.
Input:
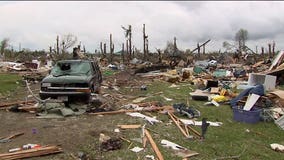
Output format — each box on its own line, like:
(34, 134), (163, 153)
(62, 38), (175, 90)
(135, 101), (160, 107)
(210, 87), (219, 94)
(170, 113), (201, 138)
(270, 90), (284, 99)
(0, 100), (36, 108)
(243, 94), (260, 111)
(0, 145), (62, 159)
(168, 112), (189, 137)
(117, 124), (141, 129)
(144, 129), (164, 160)
(2, 132), (24, 140)
(186, 125), (202, 138)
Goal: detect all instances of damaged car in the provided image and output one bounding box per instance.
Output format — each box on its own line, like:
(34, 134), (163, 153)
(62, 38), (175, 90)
(39, 59), (102, 102)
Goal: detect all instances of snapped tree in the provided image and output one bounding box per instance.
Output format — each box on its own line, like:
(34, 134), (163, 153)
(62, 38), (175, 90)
(235, 28), (248, 54)
(61, 34), (78, 54)
(0, 38), (9, 60)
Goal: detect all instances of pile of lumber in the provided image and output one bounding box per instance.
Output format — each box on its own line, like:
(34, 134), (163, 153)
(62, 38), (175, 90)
(0, 145), (62, 160)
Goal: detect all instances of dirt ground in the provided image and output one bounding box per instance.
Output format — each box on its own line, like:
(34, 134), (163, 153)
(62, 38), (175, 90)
(0, 69), (144, 160)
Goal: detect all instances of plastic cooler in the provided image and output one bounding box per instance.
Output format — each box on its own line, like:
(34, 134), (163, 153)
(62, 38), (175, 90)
(232, 107), (262, 124)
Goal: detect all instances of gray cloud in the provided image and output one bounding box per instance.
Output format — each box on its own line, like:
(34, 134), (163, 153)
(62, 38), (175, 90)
(0, 1), (284, 53)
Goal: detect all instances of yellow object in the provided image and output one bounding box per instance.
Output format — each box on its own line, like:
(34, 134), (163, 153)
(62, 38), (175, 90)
(220, 89), (227, 96)
(212, 95), (227, 102)
(167, 69), (177, 75)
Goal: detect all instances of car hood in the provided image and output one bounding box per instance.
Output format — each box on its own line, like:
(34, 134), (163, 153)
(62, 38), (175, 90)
(42, 74), (91, 84)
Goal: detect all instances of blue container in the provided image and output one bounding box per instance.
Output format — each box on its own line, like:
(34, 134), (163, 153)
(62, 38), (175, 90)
(232, 107), (262, 124)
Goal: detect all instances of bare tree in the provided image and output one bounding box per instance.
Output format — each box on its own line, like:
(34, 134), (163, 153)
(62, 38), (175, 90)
(109, 34), (114, 62)
(1, 38), (9, 60)
(56, 35), (59, 54)
(268, 43), (272, 58)
(222, 41), (235, 52)
(122, 25), (132, 59)
(156, 48), (162, 63)
(143, 24), (149, 60)
(272, 41), (275, 57)
(235, 28), (248, 54)
(121, 43), (125, 63)
(61, 34), (77, 54)
(164, 41), (175, 56)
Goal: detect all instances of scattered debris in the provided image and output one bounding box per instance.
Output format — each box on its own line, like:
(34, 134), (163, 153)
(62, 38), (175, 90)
(270, 143), (284, 152)
(101, 138), (122, 152)
(180, 119), (222, 127)
(143, 129), (164, 160)
(130, 146), (144, 153)
(0, 145), (62, 160)
(168, 112), (202, 139)
(126, 112), (161, 125)
(160, 139), (199, 158)
(173, 103), (200, 118)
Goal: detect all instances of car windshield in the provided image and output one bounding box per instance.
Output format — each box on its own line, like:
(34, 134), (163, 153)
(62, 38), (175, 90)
(51, 61), (91, 76)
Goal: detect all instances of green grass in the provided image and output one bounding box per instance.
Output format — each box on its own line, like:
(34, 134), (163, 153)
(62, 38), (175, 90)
(0, 73), (22, 96)
(89, 80), (283, 160)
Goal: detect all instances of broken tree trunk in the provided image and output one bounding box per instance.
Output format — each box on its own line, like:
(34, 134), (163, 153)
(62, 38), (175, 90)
(143, 24), (149, 61)
(268, 43), (272, 58)
(157, 49), (162, 63)
(197, 43), (200, 58)
(56, 35), (59, 54)
(100, 42), (105, 58)
(143, 24), (146, 60)
(126, 40), (129, 60)
(122, 43), (125, 63)
(103, 43), (107, 55)
(272, 41), (275, 57)
(261, 47), (264, 59)
(129, 25), (132, 59)
(110, 34), (114, 63)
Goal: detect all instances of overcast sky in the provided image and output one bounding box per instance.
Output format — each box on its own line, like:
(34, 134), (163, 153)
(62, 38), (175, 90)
(0, 1), (284, 53)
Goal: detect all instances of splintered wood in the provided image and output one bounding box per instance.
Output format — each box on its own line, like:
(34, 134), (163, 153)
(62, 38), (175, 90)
(0, 145), (62, 160)
(168, 112), (201, 139)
